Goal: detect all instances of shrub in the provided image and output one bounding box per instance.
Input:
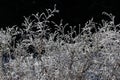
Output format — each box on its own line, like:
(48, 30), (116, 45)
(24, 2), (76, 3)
(0, 4), (120, 80)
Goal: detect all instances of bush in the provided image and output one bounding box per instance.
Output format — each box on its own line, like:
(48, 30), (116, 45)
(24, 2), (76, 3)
(0, 4), (120, 80)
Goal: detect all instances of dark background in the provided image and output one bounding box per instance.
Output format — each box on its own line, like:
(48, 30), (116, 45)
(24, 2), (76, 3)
(0, 0), (120, 28)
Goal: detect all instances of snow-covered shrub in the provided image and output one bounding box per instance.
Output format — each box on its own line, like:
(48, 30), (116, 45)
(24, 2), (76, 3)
(0, 5), (120, 80)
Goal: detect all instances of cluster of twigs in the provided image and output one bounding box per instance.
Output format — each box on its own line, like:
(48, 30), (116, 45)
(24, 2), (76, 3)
(0, 5), (120, 80)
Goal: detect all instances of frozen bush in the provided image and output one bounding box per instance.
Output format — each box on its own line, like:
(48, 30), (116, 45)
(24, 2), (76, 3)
(0, 5), (120, 80)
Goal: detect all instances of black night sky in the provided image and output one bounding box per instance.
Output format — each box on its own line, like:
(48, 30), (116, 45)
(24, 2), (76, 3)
(0, 0), (120, 28)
